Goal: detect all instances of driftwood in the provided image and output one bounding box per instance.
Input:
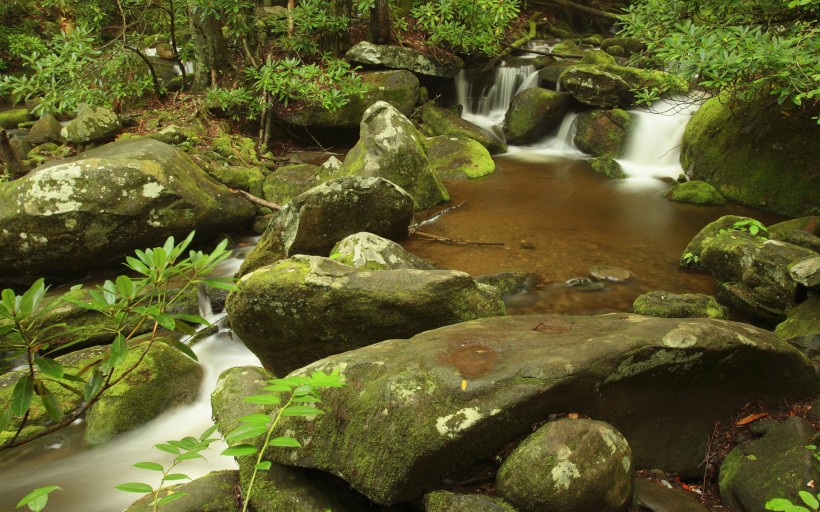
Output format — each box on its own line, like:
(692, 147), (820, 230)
(413, 231), (504, 247)
(499, 41), (583, 59)
(410, 201), (467, 233)
(232, 188), (281, 210)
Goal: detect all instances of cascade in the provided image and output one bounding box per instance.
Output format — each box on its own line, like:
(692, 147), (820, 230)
(456, 63), (536, 130)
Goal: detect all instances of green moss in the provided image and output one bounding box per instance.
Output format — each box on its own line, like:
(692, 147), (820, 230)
(209, 166), (265, 197)
(212, 134), (260, 166)
(581, 49), (616, 65)
(590, 157), (626, 179)
(420, 102), (507, 154)
(427, 136), (495, 180)
(0, 108), (32, 129)
(262, 163), (320, 205)
(574, 109), (632, 157)
(503, 89), (572, 145)
(663, 180), (726, 206)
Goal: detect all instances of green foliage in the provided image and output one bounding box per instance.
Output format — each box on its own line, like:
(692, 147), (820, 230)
(766, 491), (820, 511)
(265, 0), (351, 57)
(246, 56), (367, 111)
(720, 219), (769, 239)
(0, 232), (235, 450)
(191, 0), (254, 40)
(202, 86), (258, 121)
(115, 426), (221, 512)
(620, 0), (820, 120)
(410, 0), (520, 56)
(681, 251), (700, 266)
(15, 486), (61, 512)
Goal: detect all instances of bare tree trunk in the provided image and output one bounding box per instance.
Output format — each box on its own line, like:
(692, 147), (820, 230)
(370, 0), (390, 44)
(188, 2), (233, 92)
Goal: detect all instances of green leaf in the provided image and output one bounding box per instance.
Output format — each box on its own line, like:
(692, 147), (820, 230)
(162, 473), (190, 481)
(174, 313), (210, 326)
(269, 436), (302, 448)
(11, 374), (34, 417)
(168, 339), (198, 361)
(154, 312), (176, 331)
(261, 384), (292, 392)
(200, 424), (219, 440)
(40, 387), (63, 422)
(243, 394), (282, 405)
(154, 443), (181, 455)
(34, 357), (64, 379)
(15, 486), (61, 509)
(282, 405), (324, 417)
(765, 498), (808, 511)
(133, 461), (164, 471)
(175, 451), (206, 462)
(225, 424), (268, 442)
(201, 278), (238, 291)
(255, 461), (272, 471)
(221, 444), (258, 457)
(156, 491), (188, 506)
(0, 406), (12, 431)
(238, 413), (272, 424)
(108, 333), (128, 368)
(114, 482), (154, 493)
(800, 492), (819, 509)
(84, 367), (104, 401)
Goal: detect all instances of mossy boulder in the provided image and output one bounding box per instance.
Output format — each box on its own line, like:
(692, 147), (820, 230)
(601, 37), (645, 55)
(679, 215), (751, 269)
(427, 136), (495, 180)
(124, 470), (241, 512)
(700, 231), (816, 324)
(0, 108), (32, 129)
(789, 256), (820, 289)
(424, 491), (517, 511)
(538, 61), (575, 90)
(226, 255), (505, 374)
(496, 419), (633, 512)
(552, 40), (583, 57)
(681, 96), (820, 217)
(775, 297), (820, 368)
(238, 176), (414, 275)
(26, 114), (65, 145)
(261, 314), (818, 504)
(633, 479), (708, 512)
(580, 49), (616, 65)
(331, 231), (437, 270)
(663, 181), (726, 206)
(62, 103), (122, 144)
(719, 417), (820, 512)
(211, 133), (260, 166)
(559, 64), (685, 108)
(345, 41), (464, 78)
(503, 89), (572, 145)
(146, 125), (199, 146)
(0, 138), (255, 284)
(340, 101), (449, 210)
(590, 157), (626, 179)
(208, 165), (265, 197)
(573, 109), (632, 157)
(633, 291), (728, 319)
(419, 102), (507, 154)
(277, 70), (419, 128)
(261, 163), (320, 205)
(769, 217), (820, 253)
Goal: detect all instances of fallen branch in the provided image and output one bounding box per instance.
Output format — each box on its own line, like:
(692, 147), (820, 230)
(482, 20), (537, 72)
(413, 231), (504, 247)
(534, 0), (621, 20)
(232, 188), (281, 210)
(499, 41), (583, 59)
(410, 201), (467, 233)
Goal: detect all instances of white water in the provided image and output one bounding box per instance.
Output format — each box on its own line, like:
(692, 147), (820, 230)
(456, 64), (537, 130)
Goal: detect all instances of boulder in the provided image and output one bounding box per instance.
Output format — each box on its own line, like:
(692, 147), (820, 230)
(475, 271), (535, 297)
(260, 314), (818, 504)
(538, 61), (575, 90)
(589, 264), (634, 283)
(0, 108), (32, 129)
(496, 419), (633, 512)
(345, 41), (464, 78)
(633, 291), (728, 319)
(790, 256), (820, 289)
(573, 109), (632, 157)
(580, 49), (616, 65)
(277, 70), (419, 128)
(208, 165), (265, 198)
(679, 215), (752, 269)
(775, 297), (820, 367)
(681, 95), (820, 217)
(226, 255), (505, 374)
(0, 138), (255, 284)
(719, 417), (820, 512)
(419, 102), (507, 154)
(503, 89), (572, 145)
(61, 103), (122, 144)
(769, 216), (820, 254)
(26, 114), (65, 145)
(663, 181), (726, 206)
(262, 163), (320, 205)
(601, 37), (645, 55)
(552, 41), (583, 57)
(424, 491), (516, 511)
(632, 479), (708, 512)
(331, 232), (437, 270)
(559, 64), (684, 108)
(700, 231), (816, 323)
(237, 176), (414, 275)
(340, 101), (448, 210)
(124, 470), (240, 512)
(590, 157), (626, 179)
(427, 136), (495, 180)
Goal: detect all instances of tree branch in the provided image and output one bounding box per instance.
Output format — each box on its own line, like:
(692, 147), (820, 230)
(534, 0), (621, 21)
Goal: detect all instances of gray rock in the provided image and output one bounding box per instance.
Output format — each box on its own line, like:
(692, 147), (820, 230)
(26, 114), (65, 145)
(346, 41), (464, 78)
(259, 314), (818, 505)
(226, 255), (504, 374)
(633, 291), (728, 319)
(769, 217), (820, 253)
(679, 215), (750, 269)
(424, 490), (516, 511)
(775, 297), (820, 366)
(237, 176), (415, 276)
(574, 109), (632, 158)
(789, 256), (820, 289)
(419, 102), (507, 154)
(475, 271), (535, 297)
(632, 479), (708, 512)
(331, 231), (437, 270)
(62, 103), (122, 144)
(590, 264), (634, 282)
(503, 89), (572, 145)
(262, 163), (320, 205)
(496, 419), (633, 512)
(719, 417), (820, 512)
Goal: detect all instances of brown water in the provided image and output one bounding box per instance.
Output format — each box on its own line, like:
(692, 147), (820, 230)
(404, 153), (786, 316)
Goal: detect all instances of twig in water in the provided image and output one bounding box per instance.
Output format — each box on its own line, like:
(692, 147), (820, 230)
(413, 231), (504, 247)
(410, 201), (467, 233)
(231, 188), (281, 210)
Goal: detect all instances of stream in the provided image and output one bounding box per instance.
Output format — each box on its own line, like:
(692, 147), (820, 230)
(0, 62), (787, 511)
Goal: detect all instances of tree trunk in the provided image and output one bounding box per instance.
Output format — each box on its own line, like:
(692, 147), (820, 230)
(188, 2), (233, 92)
(370, 0), (391, 44)
(320, 0), (352, 55)
(0, 129), (24, 180)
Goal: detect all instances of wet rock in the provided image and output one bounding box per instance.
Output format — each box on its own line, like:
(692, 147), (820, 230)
(0, 138), (255, 284)
(789, 256), (820, 289)
(503, 89), (572, 145)
(476, 271), (535, 297)
(62, 103), (122, 144)
(538, 61), (575, 90)
(590, 156), (626, 179)
(227, 255), (504, 374)
(424, 490), (516, 511)
(496, 418), (633, 512)
(237, 176), (414, 276)
(590, 264), (634, 282)
(601, 37), (645, 55)
(427, 136), (495, 180)
(663, 181), (726, 206)
(277, 70), (419, 129)
(574, 109), (632, 157)
(340, 101), (449, 211)
(682, 95), (820, 217)
(262, 163), (320, 205)
(775, 297), (820, 368)
(719, 417), (820, 512)
(419, 102), (507, 154)
(632, 479), (708, 512)
(124, 470), (241, 511)
(580, 49), (617, 65)
(208, 165), (265, 197)
(346, 41), (464, 78)
(679, 215), (752, 269)
(769, 217), (820, 253)
(559, 64), (684, 109)
(260, 314), (818, 504)
(331, 231), (437, 270)
(0, 108), (32, 129)
(633, 291), (728, 319)
(26, 114), (65, 145)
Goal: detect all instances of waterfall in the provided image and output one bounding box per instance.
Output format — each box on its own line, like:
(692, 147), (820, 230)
(456, 64), (537, 129)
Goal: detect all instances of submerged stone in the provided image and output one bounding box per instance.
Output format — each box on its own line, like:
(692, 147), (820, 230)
(663, 181), (726, 206)
(633, 291), (728, 319)
(574, 109), (632, 158)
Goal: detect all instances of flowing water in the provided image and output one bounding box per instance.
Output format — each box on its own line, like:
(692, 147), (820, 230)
(0, 63), (787, 510)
